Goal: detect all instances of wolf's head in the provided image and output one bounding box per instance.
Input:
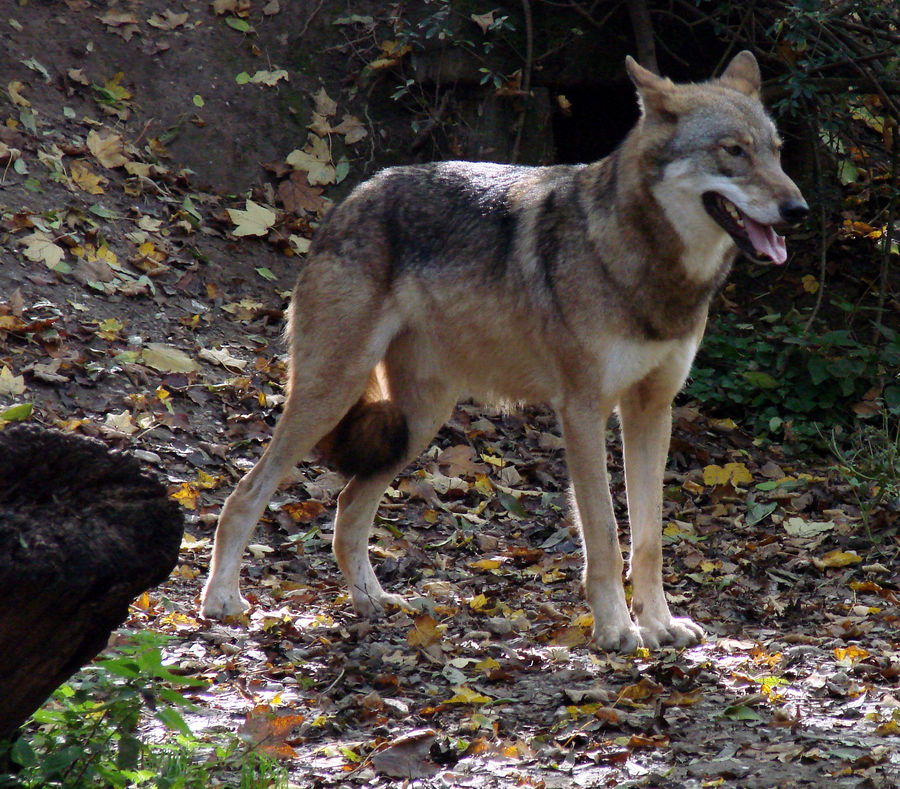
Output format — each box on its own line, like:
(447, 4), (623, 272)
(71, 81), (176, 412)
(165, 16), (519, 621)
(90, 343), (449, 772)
(625, 51), (808, 269)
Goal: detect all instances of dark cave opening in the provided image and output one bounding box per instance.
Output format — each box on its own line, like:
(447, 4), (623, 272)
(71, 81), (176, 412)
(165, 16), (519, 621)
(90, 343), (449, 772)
(550, 81), (641, 164)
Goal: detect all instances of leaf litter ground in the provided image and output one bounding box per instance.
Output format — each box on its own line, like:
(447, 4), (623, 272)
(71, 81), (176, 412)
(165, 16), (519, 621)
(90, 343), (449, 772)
(1, 3), (899, 787)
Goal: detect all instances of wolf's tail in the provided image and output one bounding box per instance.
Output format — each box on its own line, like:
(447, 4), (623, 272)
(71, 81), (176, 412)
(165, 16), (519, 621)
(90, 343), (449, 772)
(316, 367), (409, 479)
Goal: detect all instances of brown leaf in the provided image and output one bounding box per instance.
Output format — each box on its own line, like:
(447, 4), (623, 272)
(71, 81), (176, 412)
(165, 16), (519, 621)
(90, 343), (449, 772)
(436, 444), (489, 477)
(239, 705), (304, 759)
(281, 500), (325, 523)
(278, 171), (327, 215)
(407, 614), (442, 647)
(371, 729), (438, 779)
(617, 677), (664, 703)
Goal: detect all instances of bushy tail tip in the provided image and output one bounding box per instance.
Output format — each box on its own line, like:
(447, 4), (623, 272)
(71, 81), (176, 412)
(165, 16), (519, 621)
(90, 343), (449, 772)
(317, 399), (409, 479)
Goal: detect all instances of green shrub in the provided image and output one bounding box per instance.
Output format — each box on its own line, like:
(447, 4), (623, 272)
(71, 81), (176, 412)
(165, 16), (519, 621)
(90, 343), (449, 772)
(0, 632), (287, 789)
(687, 312), (900, 451)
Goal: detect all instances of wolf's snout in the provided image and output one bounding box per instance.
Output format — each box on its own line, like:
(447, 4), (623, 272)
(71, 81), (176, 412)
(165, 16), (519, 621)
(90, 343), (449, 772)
(779, 198), (809, 224)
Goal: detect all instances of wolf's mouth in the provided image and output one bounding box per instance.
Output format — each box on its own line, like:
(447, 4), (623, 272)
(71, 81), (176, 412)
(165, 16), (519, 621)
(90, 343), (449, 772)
(702, 192), (787, 265)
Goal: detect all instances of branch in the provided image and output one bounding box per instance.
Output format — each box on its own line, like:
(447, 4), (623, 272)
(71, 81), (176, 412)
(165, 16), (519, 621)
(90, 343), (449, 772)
(626, 0), (658, 72)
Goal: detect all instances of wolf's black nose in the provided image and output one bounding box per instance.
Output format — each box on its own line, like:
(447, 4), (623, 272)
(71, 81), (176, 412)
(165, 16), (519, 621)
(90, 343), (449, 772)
(779, 199), (809, 223)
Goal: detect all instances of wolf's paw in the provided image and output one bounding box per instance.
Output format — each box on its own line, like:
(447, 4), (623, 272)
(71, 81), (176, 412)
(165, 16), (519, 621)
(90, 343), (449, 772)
(200, 582), (249, 621)
(352, 591), (411, 618)
(638, 616), (704, 649)
(592, 621), (644, 653)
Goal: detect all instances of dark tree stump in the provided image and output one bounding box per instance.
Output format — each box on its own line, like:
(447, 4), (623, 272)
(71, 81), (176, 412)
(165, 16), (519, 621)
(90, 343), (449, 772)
(0, 425), (184, 740)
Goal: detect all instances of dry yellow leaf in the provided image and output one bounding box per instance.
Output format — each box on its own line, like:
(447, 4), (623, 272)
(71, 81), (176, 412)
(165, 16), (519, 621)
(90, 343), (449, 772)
(814, 549), (863, 569)
(446, 685), (491, 705)
(703, 462), (753, 487)
(170, 482), (199, 509)
(407, 614), (442, 647)
(19, 231), (66, 269)
(0, 366), (25, 396)
(8, 80), (30, 107)
(104, 410), (138, 435)
(802, 274), (819, 294)
(227, 200), (277, 236)
(70, 159), (105, 194)
(87, 130), (128, 168)
(469, 558), (502, 571)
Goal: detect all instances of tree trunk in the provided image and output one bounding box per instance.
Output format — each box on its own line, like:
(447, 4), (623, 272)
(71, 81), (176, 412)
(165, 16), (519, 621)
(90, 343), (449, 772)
(0, 425), (184, 740)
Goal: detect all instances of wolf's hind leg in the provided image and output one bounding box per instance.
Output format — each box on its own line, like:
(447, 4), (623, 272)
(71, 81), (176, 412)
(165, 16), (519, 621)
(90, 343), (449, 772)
(333, 338), (458, 616)
(200, 377), (370, 620)
(201, 294), (396, 620)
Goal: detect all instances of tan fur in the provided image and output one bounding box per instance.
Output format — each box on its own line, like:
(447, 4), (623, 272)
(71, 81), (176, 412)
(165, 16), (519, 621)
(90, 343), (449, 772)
(201, 52), (806, 652)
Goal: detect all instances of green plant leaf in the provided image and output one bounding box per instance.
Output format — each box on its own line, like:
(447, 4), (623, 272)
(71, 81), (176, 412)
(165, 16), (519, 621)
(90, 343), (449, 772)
(743, 371), (779, 389)
(1, 402), (33, 421)
(225, 17), (254, 33)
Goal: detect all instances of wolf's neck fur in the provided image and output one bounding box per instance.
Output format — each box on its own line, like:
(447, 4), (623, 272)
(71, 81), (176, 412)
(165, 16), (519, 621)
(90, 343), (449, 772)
(577, 133), (734, 340)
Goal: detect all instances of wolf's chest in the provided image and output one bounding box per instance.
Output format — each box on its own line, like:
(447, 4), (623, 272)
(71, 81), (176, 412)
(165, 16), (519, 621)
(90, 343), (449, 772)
(598, 335), (697, 396)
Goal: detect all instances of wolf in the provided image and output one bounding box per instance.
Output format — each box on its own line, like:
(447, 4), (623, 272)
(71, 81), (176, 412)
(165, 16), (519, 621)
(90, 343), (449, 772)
(201, 51), (807, 651)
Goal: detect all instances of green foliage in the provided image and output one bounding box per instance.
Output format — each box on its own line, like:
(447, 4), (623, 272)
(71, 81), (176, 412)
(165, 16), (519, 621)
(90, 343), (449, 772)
(388, 1), (517, 102)
(687, 312), (900, 451)
(827, 413), (900, 534)
(0, 632), (287, 789)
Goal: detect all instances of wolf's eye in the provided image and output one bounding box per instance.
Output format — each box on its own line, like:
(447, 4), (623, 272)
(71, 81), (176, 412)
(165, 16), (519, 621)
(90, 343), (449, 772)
(722, 144), (746, 158)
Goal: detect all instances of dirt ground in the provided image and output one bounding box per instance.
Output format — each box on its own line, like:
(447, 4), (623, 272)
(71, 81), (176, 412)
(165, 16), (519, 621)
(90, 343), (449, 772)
(1, 2), (899, 787)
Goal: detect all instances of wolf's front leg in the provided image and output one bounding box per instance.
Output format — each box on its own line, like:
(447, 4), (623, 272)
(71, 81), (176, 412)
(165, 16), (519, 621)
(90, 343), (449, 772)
(561, 404), (643, 652)
(619, 393), (704, 648)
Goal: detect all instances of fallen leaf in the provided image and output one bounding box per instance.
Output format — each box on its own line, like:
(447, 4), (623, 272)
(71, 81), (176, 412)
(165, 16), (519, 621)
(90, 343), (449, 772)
(814, 550), (863, 569)
(104, 411), (138, 435)
(198, 346), (248, 371)
(70, 160), (106, 194)
(617, 677), (664, 703)
(313, 87), (337, 117)
(0, 366), (26, 396)
(147, 9), (189, 29)
(141, 343), (201, 373)
(19, 231), (67, 271)
(227, 200), (277, 236)
(1, 403), (33, 422)
(249, 69), (288, 86)
(783, 517), (835, 538)
(371, 729), (438, 779)
(87, 130), (128, 168)
(278, 171), (327, 215)
(281, 500), (325, 522)
(407, 614), (442, 647)
(332, 114), (367, 144)
(8, 80), (30, 108)
(286, 139), (335, 186)
(96, 317), (124, 340)
(703, 462), (753, 488)
(446, 685), (491, 704)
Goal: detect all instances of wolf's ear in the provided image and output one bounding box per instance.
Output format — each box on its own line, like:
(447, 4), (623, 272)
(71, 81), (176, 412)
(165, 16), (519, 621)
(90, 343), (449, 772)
(718, 50), (761, 98)
(625, 55), (678, 117)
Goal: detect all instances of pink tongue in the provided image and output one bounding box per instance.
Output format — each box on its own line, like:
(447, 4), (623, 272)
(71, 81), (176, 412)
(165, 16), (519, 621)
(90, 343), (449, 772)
(743, 215), (787, 264)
